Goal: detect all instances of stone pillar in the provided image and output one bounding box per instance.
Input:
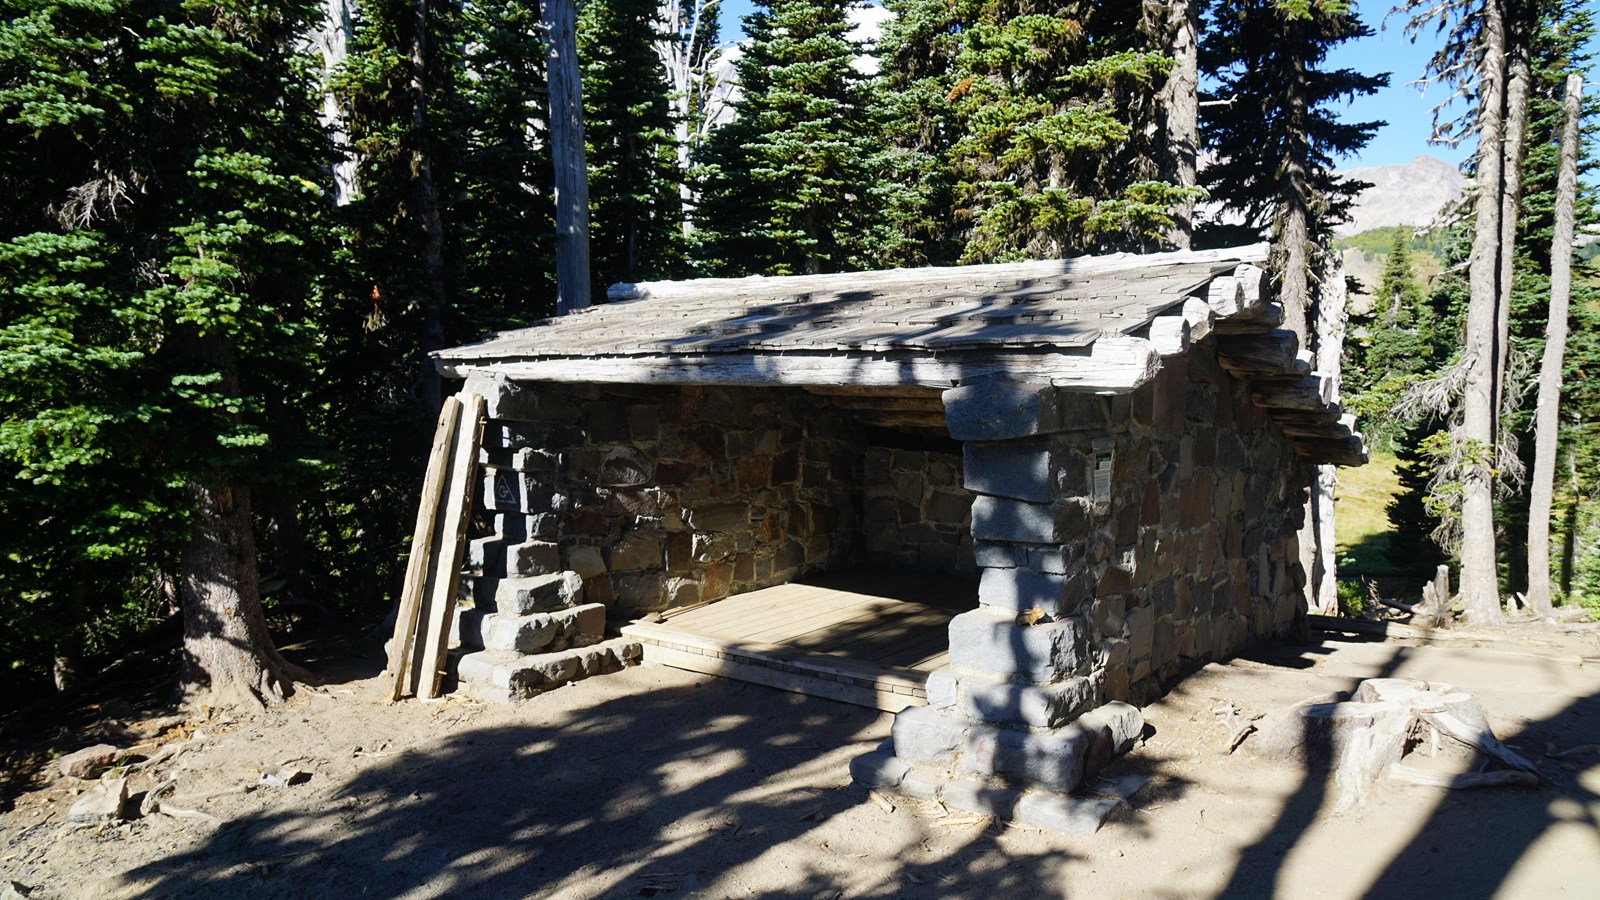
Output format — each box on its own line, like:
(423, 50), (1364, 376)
(852, 379), (1144, 833)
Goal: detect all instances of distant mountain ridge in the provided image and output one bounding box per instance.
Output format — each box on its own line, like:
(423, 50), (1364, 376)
(1335, 155), (1466, 237)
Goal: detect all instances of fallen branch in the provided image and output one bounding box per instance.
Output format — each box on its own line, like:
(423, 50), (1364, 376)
(1387, 762), (1539, 790)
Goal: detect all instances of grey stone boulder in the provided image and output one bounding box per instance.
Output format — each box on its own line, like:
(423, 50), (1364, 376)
(58, 744), (120, 780)
(962, 676), (1095, 728)
(964, 439), (1052, 502)
(890, 705), (966, 766)
(1012, 791), (1121, 835)
(948, 609), (1089, 683)
(491, 572), (584, 615)
(956, 724), (1092, 794)
(67, 778), (128, 824)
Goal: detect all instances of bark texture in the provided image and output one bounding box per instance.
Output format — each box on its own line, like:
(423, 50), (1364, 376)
(180, 474), (302, 708)
(1492, 42), (1530, 446)
(316, 0), (359, 205)
(1525, 74), (1583, 615)
(545, 0), (592, 314)
(1161, 0), (1198, 250)
(1458, 0), (1508, 625)
(178, 332), (306, 708)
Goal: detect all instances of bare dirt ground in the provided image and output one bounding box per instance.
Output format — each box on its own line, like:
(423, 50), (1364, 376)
(2, 625), (1598, 900)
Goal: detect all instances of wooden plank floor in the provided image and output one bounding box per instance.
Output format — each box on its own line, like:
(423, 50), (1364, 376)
(621, 570), (976, 712)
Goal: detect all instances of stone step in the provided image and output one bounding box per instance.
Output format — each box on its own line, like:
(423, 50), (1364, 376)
(453, 637), (644, 702)
(456, 603), (606, 654)
(459, 572), (585, 615)
(467, 535), (561, 579)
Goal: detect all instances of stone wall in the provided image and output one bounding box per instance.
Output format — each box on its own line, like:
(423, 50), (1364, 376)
(465, 380), (861, 617)
(861, 447), (976, 577)
(938, 341), (1309, 717)
(868, 336), (1311, 819)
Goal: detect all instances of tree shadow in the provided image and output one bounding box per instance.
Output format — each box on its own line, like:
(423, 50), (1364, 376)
(119, 676), (1090, 899)
(1215, 637), (1600, 897)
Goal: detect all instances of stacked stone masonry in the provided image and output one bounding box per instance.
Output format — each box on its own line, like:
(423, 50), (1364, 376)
(862, 447), (976, 577)
(868, 335), (1310, 823)
(446, 334), (1310, 815)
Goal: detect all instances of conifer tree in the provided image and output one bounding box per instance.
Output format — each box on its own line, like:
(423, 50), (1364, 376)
(1197, 0), (1386, 333)
(691, 0), (879, 275)
(0, 0), (333, 704)
(581, 0), (686, 289)
(1346, 230), (1443, 449)
(878, 0), (1195, 264)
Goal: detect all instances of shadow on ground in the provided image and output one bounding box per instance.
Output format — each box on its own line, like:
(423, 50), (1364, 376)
(120, 676), (1084, 899)
(107, 635), (1600, 899)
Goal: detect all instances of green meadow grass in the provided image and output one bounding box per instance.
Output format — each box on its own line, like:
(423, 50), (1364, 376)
(1334, 450), (1406, 577)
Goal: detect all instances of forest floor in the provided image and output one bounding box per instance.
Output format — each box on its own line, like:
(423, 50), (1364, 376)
(1, 623), (1598, 900)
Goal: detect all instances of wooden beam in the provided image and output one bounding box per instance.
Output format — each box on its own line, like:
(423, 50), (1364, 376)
(1146, 313), (1191, 356)
(1277, 420), (1353, 440)
(1217, 329), (1301, 375)
(543, 0), (590, 315)
(440, 336), (1164, 393)
(1182, 295), (1215, 343)
(1201, 263), (1265, 317)
(413, 391), (486, 699)
(803, 385), (945, 399)
(1293, 434), (1367, 467)
(384, 396), (462, 702)
(1249, 374), (1334, 411)
(1213, 300), (1285, 334)
(826, 395), (946, 413)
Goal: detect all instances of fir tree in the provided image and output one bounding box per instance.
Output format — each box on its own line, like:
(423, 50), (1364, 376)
(1344, 229), (1443, 448)
(1197, 0), (1386, 330)
(691, 0), (880, 275)
(878, 0), (1195, 264)
(0, 0), (334, 703)
(580, 0), (686, 289)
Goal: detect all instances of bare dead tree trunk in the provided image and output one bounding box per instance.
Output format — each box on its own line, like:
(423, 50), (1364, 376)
(316, 0), (359, 205)
(544, 0), (592, 314)
(1310, 256), (1347, 614)
(1161, 0), (1197, 250)
(657, 0), (724, 236)
(1492, 40), (1530, 451)
(1525, 74), (1583, 616)
(178, 335), (308, 709)
(1458, 0), (1509, 625)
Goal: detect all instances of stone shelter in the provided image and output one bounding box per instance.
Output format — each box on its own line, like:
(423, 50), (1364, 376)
(432, 244), (1363, 829)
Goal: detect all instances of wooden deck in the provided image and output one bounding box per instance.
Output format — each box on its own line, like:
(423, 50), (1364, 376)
(620, 570), (976, 712)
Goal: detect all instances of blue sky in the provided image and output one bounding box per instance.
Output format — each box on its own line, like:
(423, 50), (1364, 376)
(713, 0), (1598, 171)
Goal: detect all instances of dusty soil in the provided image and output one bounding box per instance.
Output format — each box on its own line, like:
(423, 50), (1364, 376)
(2, 626), (1598, 900)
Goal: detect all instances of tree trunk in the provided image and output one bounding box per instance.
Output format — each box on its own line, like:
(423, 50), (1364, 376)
(1310, 256), (1347, 614)
(317, 0), (360, 205)
(177, 332), (307, 709)
(1161, 0), (1197, 250)
(1458, 0), (1509, 625)
(1492, 41), (1530, 450)
(1525, 74), (1582, 616)
(180, 474), (304, 708)
(1274, 13), (1312, 342)
(544, 0), (592, 314)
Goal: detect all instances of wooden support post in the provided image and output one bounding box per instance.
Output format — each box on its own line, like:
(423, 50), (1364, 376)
(384, 397), (462, 701)
(543, 0), (590, 315)
(413, 391), (487, 700)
